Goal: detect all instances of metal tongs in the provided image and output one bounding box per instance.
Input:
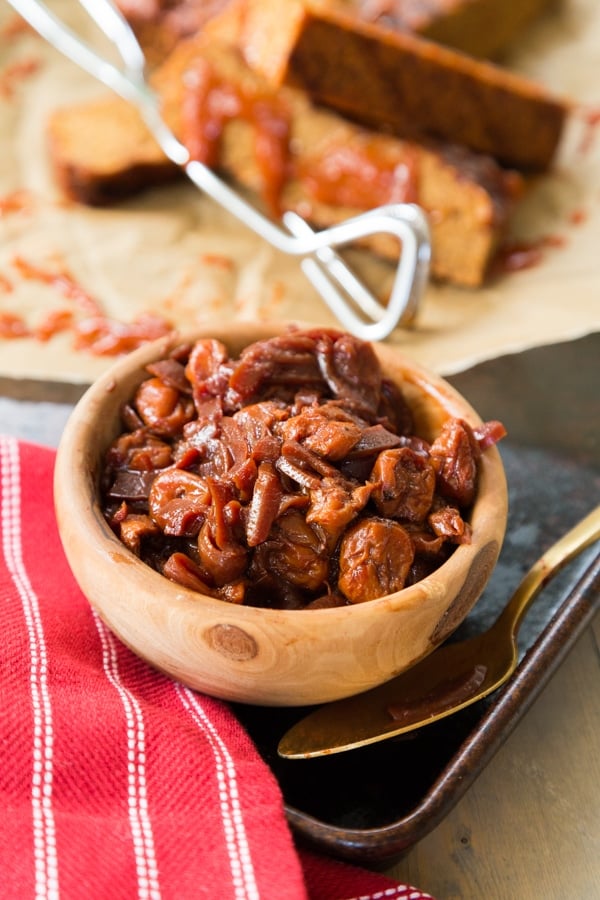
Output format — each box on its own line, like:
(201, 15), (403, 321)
(8, 0), (431, 340)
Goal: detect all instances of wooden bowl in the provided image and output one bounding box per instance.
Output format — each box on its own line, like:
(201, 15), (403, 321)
(54, 322), (508, 706)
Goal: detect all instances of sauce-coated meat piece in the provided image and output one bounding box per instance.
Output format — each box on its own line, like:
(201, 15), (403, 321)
(344, 424), (403, 458)
(233, 401), (287, 462)
(474, 419), (507, 450)
(184, 338), (229, 394)
(198, 516), (248, 585)
(338, 517), (415, 603)
(146, 357), (192, 394)
(280, 436), (341, 477)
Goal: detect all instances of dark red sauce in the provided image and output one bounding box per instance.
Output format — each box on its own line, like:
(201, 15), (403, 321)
(0, 14), (33, 39)
(73, 313), (173, 356)
(0, 312), (30, 338)
(298, 142), (419, 210)
(569, 207), (588, 226)
(387, 663), (488, 722)
(4, 255), (174, 355)
(0, 273), (13, 293)
(576, 104), (600, 156)
(0, 57), (41, 99)
(495, 233), (567, 274)
(181, 58), (290, 215)
(12, 255), (105, 317)
(0, 190), (33, 216)
(180, 57), (421, 215)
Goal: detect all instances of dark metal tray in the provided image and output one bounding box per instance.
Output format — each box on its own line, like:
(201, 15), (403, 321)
(233, 332), (600, 866)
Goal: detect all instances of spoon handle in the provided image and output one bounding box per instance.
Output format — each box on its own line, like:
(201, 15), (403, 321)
(495, 504), (600, 639)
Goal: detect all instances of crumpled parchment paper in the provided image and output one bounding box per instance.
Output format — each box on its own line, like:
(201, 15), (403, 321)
(0, 0), (598, 386)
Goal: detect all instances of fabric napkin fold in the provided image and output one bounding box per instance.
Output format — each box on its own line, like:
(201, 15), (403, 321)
(0, 437), (434, 900)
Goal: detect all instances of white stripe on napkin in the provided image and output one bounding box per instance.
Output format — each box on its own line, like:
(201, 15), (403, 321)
(0, 436), (59, 900)
(176, 684), (260, 900)
(94, 612), (161, 900)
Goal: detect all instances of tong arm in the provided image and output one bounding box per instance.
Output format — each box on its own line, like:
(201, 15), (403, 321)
(7, 0), (431, 337)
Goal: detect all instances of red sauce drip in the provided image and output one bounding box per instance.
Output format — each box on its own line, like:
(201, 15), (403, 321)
(0, 312), (30, 338)
(250, 98), (291, 216)
(387, 664), (488, 723)
(577, 105), (600, 156)
(569, 207), (588, 226)
(11, 255), (105, 317)
(5, 256), (173, 355)
(72, 313), (173, 356)
(0, 57), (41, 99)
(181, 59), (290, 215)
(181, 60), (237, 168)
(0, 190), (32, 216)
(495, 233), (567, 274)
(0, 14), (33, 39)
(297, 142), (419, 210)
(200, 253), (235, 270)
(33, 309), (75, 342)
(0, 273), (13, 293)
(180, 58), (421, 216)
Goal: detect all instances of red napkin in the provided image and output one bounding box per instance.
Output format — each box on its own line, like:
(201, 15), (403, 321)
(0, 437), (435, 900)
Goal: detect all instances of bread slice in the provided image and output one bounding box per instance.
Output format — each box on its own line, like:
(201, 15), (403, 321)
(48, 97), (179, 204)
(231, 0), (568, 171)
(47, 37), (523, 288)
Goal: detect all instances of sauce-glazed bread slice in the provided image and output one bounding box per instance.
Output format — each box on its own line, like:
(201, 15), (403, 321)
(48, 38), (522, 288)
(231, 0), (568, 171)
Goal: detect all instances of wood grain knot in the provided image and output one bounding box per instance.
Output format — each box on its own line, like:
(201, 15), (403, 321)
(206, 624), (258, 661)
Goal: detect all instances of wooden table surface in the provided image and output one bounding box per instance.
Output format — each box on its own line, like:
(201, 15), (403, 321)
(388, 613), (600, 899)
(0, 388), (598, 900)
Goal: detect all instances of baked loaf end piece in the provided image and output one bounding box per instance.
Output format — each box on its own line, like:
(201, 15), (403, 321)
(47, 37), (523, 288)
(48, 99), (179, 205)
(235, 0), (569, 172)
(344, 0), (557, 60)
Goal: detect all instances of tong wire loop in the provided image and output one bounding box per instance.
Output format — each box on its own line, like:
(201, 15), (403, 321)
(9, 0), (432, 340)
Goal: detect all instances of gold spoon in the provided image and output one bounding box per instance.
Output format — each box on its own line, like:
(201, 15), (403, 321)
(278, 504), (600, 759)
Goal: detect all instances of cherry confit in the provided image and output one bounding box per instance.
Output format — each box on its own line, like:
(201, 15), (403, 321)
(101, 328), (506, 609)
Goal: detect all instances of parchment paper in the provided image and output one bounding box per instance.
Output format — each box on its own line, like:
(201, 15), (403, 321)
(0, 0), (598, 386)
